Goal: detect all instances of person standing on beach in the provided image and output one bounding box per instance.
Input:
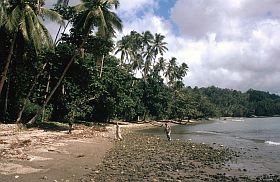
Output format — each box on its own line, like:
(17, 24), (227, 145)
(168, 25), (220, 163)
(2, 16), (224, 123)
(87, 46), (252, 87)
(164, 123), (171, 141)
(116, 122), (123, 140)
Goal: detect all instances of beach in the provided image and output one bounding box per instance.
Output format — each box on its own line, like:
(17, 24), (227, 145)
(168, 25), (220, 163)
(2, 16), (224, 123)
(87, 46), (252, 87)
(85, 130), (280, 182)
(0, 123), (115, 182)
(0, 122), (279, 182)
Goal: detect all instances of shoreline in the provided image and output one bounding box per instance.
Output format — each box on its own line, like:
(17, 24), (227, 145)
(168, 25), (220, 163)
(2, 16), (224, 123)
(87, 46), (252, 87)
(88, 130), (280, 182)
(84, 131), (279, 182)
(1, 121), (280, 181)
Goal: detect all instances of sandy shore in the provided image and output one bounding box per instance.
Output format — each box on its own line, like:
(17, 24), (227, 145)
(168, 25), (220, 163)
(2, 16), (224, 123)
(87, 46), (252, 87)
(0, 123), (117, 182)
(1, 122), (279, 182)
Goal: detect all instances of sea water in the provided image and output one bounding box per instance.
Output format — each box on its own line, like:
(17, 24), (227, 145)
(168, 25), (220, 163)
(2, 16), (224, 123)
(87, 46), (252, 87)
(142, 117), (280, 175)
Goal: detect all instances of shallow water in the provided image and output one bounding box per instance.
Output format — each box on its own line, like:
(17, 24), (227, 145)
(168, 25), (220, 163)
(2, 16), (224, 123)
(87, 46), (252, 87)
(142, 117), (280, 175)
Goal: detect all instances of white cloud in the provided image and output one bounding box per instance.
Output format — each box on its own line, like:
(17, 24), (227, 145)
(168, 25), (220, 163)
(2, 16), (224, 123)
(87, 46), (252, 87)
(121, 13), (172, 35)
(118, 0), (158, 19)
(44, 0), (280, 93)
(166, 0), (280, 93)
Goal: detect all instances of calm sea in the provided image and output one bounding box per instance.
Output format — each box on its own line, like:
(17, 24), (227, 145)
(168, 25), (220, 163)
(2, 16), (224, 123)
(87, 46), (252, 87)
(142, 117), (280, 175)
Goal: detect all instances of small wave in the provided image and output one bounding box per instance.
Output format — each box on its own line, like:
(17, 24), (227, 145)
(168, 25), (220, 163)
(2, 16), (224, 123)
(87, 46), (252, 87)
(231, 119), (244, 122)
(265, 141), (280, 146)
(195, 131), (222, 135)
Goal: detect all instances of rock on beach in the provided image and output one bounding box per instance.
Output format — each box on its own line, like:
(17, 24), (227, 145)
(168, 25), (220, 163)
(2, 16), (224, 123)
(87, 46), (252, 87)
(82, 132), (280, 182)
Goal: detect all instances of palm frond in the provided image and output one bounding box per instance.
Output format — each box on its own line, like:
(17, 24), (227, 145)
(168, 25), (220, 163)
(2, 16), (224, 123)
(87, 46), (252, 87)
(83, 10), (94, 30)
(40, 8), (64, 26)
(97, 6), (108, 36)
(0, 1), (8, 27)
(74, 3), (86, 12)
(56, 0), (69, 6)
(103, 0), (120, 9)
(24, 11), (39, 52)
(24, 6), (53, 53)
(5, 5), (21, 32)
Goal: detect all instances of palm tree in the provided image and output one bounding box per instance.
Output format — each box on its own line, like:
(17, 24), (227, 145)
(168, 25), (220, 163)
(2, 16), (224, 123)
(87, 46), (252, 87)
(27, 0), (122, 124)
(177, 62), (188, 80)
(115, 31), (144, 75)
(0, 0), (63, 96)
(165, 57), (188, 87)
(165, 57), (177, 87)
(115, 35), (131, 65)
(151, 33), (168, 68)
(153, 56), (166, 75)
(141, 31), (153, 51)
(152, 33), (168, 58)
(53, 0), (71, 44)
(129, 31), (143, 74)
(158, 57), (166, 72)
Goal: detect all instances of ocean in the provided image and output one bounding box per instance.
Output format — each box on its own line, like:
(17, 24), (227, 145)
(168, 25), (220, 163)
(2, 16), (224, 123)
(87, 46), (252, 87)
(141, 117), (280, 175)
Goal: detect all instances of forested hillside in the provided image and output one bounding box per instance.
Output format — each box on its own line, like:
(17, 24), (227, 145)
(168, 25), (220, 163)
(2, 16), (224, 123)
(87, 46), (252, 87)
(0, 0), (279, 124)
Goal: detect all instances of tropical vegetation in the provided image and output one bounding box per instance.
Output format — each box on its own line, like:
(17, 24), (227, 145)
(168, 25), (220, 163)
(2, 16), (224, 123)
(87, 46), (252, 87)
(0, 0), (279, 125)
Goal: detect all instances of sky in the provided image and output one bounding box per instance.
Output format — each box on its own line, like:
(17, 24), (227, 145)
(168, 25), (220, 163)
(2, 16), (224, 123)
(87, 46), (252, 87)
(45, 0), (280, 94)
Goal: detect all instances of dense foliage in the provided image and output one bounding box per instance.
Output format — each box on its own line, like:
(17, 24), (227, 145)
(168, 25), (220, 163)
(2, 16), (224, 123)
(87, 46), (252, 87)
(0, 0), (279, 124)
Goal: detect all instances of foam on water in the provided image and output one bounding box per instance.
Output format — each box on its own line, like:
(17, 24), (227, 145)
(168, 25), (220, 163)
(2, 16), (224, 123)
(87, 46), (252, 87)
(265, 141), (280, 146)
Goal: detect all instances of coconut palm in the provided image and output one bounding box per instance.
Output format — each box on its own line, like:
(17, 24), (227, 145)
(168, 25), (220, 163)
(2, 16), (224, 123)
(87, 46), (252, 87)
(165, 57), (188, 87)
(141, 31), (153, 51)
(27, 0), (122, 124)
(0, 0), (63, 96)
(152, 33), (168, 58)
(165, 57), (177, 86)
(74, 0), (122, 37)
(177, 62), (189, 80)
(115, 31), (144, 75)
(153, 56), (166, 75)
(53, 0), (72, 44)
(115, 35), (131, 65)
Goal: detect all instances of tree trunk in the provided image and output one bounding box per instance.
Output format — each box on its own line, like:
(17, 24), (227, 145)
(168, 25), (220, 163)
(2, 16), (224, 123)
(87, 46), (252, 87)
(16, 63), (47, 124)
(4, 71), (10, 115)
(41, 73), (51, 123)
(27, 55), (76, 125)
(99, 55), (104, 78)
(27, 32), (90, 125)
(0, 33), (17, 96)
(55, 21), (70, 45)
(54, 25), (62, 44)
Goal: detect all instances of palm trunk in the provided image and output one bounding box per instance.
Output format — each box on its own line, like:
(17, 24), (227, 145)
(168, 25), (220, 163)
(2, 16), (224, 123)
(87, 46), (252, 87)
(27, 33), (90, 125)
(0, 33), (17, 96)
(16, 63), (47, 124)
(4, 71), (10, 115)
(55, 21), (70, 45)
(54, 0), (70, 44)
(41, 73), (51, 123)
(27, 55), (76, 125)
(99, 55), (104, 78)
(54, 25), (62, 44)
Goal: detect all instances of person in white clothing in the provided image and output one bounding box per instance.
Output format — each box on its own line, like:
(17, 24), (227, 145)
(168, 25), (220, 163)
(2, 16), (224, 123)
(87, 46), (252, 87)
(164, 123), (171, 141)
(116, 122), (123, 140)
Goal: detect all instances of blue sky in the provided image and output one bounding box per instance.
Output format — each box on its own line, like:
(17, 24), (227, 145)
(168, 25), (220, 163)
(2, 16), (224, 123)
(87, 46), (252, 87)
(153, 0), (175, 19)
(46, 0), (280, 94)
